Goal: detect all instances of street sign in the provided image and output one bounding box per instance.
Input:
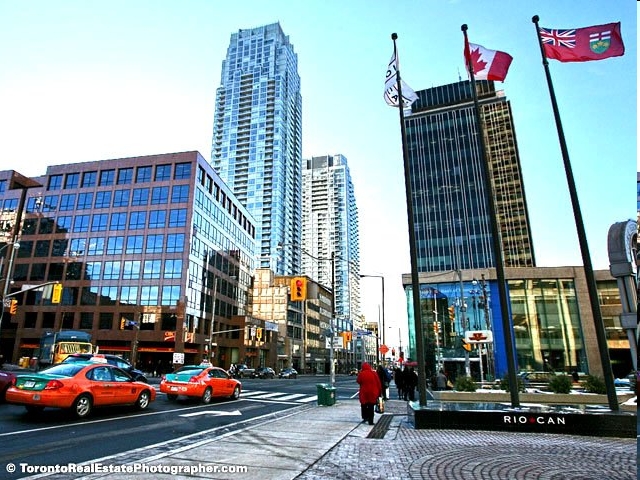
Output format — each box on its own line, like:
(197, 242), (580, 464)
(172, 352), (185, 364)
(379, 344), (389, 355)
(2, 298), (10, 308)
(464, 330), (493, 343)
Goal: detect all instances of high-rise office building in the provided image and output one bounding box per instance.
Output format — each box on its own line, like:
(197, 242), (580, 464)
(405, 80), (535, 272)
(302, 155), (361, 333)
(211, 23), (302, 275)
(0, 152), (258, 368)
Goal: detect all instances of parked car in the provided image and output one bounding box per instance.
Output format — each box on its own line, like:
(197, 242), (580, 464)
(62, 353), (148, 383)
(254, 367), (276, 379)
(160, 364), (241, 403)
(234, 364), (255, 379)
(517, 371), (555, 387)
(278, 368), (298, 379)
(6, 362), (155, 418)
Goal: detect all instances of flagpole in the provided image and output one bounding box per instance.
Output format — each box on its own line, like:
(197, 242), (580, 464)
(390, 32), (427, 407)
(532, 15), (618, 411)
(461, 24), (520, 408)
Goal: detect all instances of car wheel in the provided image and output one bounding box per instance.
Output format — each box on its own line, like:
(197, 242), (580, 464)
(73, 394), (93, 419)
(230, 386), (240, 400)
(136, 390), (151, 410)
(202, 387), (212, 404)
(166, 394), (178, 401)
(25, 405), (44, 414)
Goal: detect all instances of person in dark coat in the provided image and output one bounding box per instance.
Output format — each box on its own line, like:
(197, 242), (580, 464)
(357, 362), (382, 425)
(376, 365), (389, 400)
(402, 367), (417, 401)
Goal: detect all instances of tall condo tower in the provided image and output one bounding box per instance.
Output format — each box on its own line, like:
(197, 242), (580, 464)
(212, 23), (302, 275)
(302, 155), (361, 333)
(405, 80), (535, 272)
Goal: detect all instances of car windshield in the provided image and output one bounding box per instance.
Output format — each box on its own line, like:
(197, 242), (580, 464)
(174, 366), (205, 376)
(39, 364), (86, 377)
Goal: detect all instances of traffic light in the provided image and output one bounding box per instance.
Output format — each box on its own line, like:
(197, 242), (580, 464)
(448, 306), (455, 322)
(461, 339), (472, 352)
(256, 327), (263, 341)
(290, 277), (307, 301)
(120, 317), (126, 330)
(433, 321), (441, 333)
(51, 284), (63, 304)
(9, 299), (17, 315)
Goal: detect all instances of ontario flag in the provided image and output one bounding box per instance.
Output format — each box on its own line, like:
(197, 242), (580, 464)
(539, 22), (624, 62)
(464, 40), (513, 82)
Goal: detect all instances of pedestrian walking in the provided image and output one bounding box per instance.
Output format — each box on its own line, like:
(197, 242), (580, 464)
(357, 362), (382, 425)
(376, 364), (390, 400)
(402, 367), (417, 401)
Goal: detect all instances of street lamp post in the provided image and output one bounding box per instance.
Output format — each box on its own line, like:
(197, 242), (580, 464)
(277, 243), (337, 387)
(360, 274), (385, 354)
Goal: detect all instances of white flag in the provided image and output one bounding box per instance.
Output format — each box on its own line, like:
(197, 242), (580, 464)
(384, 50), (418, 107)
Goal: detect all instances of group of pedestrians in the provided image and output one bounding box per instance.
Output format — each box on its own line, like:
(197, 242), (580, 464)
(357, 363), (454, 425)
(393, 366), (418, 401)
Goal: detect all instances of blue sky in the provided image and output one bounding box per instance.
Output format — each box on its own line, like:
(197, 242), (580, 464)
(0, 1), (635, 350)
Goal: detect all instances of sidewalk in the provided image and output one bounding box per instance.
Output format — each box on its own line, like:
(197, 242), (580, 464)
(39, 398), (636, 480)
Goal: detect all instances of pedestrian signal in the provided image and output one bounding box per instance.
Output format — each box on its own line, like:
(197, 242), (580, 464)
(290, 277), (307, 301)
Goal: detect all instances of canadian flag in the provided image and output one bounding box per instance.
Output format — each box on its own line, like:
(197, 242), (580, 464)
(464, 41), (513, 82)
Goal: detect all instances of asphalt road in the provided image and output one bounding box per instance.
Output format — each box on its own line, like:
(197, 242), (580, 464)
(0, 375), (356, 480)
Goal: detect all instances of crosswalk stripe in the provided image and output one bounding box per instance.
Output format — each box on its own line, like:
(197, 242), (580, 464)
(245, 392), (284, 399)
(239, 390), (268, 397)
(274, 393), (307, 401)
(241, 390), (317, 403)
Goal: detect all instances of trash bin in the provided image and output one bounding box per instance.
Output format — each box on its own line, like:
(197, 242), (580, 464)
(316, 383), (336, 406)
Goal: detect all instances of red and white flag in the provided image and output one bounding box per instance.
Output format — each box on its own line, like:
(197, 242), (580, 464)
(464, 41), (513, 82)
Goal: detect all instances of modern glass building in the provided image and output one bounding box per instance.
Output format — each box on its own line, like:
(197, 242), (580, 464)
(211, 23), (302, 276)
(405, 80), (535, 272)
(301, 155), (361, 334)
(403, 267), (631, 381)
(0, 152), (257, 370)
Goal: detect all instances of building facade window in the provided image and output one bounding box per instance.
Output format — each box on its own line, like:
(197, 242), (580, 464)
(126, 235), (144, 254)
(94, 191), (111, 208)
(99, 169), (115, 186)
(132, 188), (149, 206)
(82, 171), (97, 188)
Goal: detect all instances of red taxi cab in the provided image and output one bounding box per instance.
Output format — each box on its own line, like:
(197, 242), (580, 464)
(6, 361), (155, 418)
(160, 364), (241, 403)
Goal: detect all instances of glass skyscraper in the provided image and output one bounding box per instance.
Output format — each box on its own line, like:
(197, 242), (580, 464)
(405, 80), (535, 272)
(211, 23), (302, 275)
(301, 155), (361, 333)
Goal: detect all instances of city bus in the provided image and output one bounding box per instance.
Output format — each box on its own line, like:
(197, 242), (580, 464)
(38, 330), (94, 368)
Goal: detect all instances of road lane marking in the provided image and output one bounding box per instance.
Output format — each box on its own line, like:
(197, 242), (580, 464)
(180, 410), (242, 417)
